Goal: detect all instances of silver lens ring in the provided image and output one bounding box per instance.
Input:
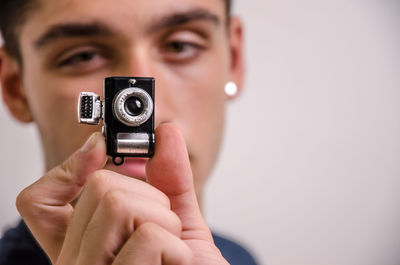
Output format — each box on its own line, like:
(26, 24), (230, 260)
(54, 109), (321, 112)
(113, 87), (153, 126)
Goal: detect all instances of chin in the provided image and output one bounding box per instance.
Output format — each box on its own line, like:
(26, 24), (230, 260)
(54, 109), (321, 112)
(104, 157), (148, 181)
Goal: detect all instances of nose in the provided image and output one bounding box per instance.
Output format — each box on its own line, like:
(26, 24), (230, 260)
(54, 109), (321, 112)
(115, 47), (175, 128)
(118, 46), (153, 77)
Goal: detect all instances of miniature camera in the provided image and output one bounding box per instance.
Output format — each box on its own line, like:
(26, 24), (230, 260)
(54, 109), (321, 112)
(78, 77), (155, 165)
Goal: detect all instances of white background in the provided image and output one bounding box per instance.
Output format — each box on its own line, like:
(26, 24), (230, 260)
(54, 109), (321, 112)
(1, 1), (400, 265)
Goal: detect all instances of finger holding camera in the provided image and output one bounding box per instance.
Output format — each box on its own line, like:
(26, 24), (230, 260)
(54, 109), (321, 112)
(56, 168), (183, 264)
(16, 132), (108, 262)
(58, 123), (227, 265)
(66, 194), (189, 265)
(16, 130), (188, 265)
(17, 124), (228, 265)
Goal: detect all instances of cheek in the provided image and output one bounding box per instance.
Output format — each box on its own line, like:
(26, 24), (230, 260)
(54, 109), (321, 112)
(183, 49), (228, 135)
(157, 49), (229, 182)
(22, 63), (105, 160)
(165, 45), (229, 113)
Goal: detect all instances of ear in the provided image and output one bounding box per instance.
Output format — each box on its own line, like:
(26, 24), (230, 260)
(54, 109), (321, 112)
(0, 48), (33, 123)
(226, 16), (245, 100)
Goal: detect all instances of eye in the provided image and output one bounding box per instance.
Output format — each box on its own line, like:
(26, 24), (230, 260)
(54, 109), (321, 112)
(162, 41), (203, 62)
(165, 41), (195, 53)
(160, 31), (207, 63)
(55, 46), (108, 73)
(59, 50), (98, 66)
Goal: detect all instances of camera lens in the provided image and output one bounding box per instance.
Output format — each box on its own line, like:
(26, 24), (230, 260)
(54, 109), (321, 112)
(113, 87), (153, 127)
(124, 97), (144, 116)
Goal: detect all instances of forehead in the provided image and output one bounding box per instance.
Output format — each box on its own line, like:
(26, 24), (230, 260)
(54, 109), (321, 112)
(19, 0), (226, 49)
(29, 0), (225, 29)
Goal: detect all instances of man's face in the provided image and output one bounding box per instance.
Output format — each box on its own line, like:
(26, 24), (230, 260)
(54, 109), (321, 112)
(6, 0), (242, 196)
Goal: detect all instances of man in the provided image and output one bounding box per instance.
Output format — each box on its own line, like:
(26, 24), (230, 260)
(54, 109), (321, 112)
(0, 0), (257, 264)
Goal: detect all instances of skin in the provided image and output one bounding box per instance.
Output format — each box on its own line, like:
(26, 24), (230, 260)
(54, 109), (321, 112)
(0, 0), (244, 264)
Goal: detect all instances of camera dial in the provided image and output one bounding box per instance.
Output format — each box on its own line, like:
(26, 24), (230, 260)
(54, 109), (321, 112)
(113, 87), (153, 127)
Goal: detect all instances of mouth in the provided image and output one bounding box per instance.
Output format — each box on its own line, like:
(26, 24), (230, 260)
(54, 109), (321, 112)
(104, 157), (148, 181)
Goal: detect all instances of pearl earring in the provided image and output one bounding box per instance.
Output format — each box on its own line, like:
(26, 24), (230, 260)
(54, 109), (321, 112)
(224, 81), (238, 97)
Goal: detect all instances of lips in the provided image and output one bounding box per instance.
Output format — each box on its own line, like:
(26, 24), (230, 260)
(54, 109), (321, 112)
(104, 157), (148, 181)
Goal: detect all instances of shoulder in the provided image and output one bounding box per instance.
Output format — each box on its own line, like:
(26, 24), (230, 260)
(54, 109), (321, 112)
(0, 221), (50, 265)
(212, 232), (259, 265)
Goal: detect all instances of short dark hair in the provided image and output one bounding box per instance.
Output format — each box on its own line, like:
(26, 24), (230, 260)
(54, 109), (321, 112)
(0, 0), (232, 63)
(0, 0), (38, 63)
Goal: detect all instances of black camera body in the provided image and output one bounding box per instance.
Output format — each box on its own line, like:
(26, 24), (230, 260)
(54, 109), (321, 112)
(78, 77), (155, 165)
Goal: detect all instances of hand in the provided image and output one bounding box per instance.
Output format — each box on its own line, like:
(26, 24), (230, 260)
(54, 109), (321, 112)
(16, 123), (229, 265)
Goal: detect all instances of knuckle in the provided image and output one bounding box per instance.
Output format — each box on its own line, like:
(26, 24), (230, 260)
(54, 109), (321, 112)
(134, 223), (193, 265)
(178, 244), (194, 265)
(16, 184), (70, 222)
(15, 181), (42, 216)
(135, 222), (162, 242)
(85, 169), (113, 198)
(57, 157), (81, 185)
(163, 196), (171, 209)
(15, 187), (32, 214)
(49, 163), (81, 188)
(59, 159), (72, 176)
(82, 191), (128, 238)
(157, 192), (171, 209)
(80, 218), (102, 249)
(101, 190), (127, 215)
(51, 167), (75, 186)
(168, 211), (183, 235)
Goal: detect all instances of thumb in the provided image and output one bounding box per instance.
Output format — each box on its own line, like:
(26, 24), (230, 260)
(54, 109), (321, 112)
(146, 123), (212, 241)
(16, 132), (107, 261)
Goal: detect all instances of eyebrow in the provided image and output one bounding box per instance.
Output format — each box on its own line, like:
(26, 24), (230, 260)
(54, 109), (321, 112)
(34, 23), (113, 49)
(34, 8), (221, 49)
(147, 8), (221, 32)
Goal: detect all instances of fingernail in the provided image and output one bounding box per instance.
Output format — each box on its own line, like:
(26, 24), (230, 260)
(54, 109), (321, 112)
(81, 133), (97, 153)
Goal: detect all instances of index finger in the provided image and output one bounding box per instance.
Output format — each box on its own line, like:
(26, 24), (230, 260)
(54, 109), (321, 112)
(16, 132), (107, 262)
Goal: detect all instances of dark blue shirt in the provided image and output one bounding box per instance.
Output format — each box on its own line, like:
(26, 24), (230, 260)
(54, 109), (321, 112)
(0, 221), (258, 265)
